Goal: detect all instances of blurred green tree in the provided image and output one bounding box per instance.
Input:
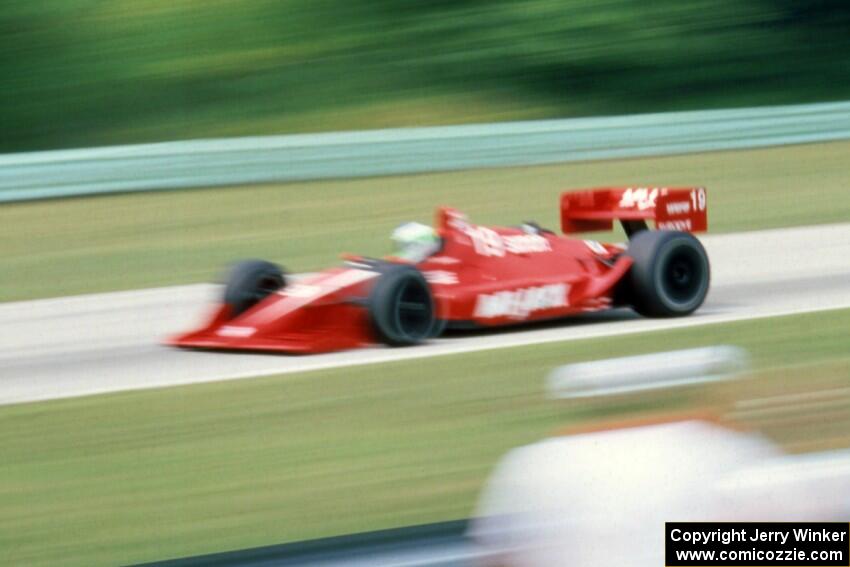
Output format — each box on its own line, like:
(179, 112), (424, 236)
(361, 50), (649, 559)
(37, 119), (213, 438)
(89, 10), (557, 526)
(0, 0), (847, 151)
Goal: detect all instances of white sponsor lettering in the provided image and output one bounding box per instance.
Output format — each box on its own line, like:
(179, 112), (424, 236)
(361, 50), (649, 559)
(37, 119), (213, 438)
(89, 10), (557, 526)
(690, 187), (707, 211)
(423, 270), (458, 285)
(253, 270), (377, 325)
(619, 187), (659, 210)
(323, 269), (378, 288)
(282, 283), (321, 298)
(217, 325), (256, 338)
(278, 269), (377, 301)
(503, 234), (551, 254)
(465, 226), (505, 257)
(658, 219), (693, 231)
(474, 283), (569, 319)
(447, 211), (470, 231)
(427, 256), (461, 265)
(665, 201), (691, 215)
(465, 226), (551, 257)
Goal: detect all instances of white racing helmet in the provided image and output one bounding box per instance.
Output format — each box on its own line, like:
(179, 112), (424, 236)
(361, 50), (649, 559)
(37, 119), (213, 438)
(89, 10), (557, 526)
(391, 222), (440, 262)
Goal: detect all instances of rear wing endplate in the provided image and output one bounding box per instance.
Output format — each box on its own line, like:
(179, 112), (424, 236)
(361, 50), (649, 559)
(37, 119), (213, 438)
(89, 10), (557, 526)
(560, 187), (707, 236)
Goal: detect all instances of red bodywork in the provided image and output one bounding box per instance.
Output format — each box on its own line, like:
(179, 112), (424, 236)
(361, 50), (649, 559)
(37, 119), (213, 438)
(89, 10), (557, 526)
(169, 187), (707, 354)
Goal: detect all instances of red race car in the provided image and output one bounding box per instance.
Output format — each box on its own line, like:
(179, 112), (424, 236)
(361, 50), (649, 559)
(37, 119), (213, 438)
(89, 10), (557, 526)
(169, 187), (709, 354)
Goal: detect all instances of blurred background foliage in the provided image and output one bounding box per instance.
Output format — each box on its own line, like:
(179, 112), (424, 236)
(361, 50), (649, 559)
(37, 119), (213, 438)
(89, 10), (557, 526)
(0, 0), (848, 152)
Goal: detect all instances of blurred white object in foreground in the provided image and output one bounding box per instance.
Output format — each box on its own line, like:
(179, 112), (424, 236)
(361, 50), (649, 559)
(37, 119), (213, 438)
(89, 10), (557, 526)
(718, 448), (850, 520)
(546, 345), (749, 398)
(471, 347), (850, 567)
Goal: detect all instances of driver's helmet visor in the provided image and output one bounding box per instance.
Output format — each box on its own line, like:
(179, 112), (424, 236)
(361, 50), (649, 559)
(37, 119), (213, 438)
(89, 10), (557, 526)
(392, 222), (440, 261)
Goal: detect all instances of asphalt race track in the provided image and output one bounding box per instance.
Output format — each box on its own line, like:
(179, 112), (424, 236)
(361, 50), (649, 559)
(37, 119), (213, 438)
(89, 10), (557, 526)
(2, 223), (849, 406)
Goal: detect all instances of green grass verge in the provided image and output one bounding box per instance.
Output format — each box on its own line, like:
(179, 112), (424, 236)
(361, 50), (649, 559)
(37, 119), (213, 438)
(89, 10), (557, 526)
(1, 309), (848, 566)
(2, 141), (849, 302)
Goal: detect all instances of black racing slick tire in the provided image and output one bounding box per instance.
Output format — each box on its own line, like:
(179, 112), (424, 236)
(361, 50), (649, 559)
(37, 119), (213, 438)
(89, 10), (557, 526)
(223, 259), (286, 318)
(369, 265), (437, 346)
(625, 230), (710, 318)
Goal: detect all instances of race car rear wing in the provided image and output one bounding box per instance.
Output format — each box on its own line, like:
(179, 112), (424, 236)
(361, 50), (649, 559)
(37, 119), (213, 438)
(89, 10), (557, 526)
(560, 187), (707, 237)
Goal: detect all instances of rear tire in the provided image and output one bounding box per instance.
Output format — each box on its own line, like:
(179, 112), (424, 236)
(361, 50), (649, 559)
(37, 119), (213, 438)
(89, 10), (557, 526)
(223, 259), (286, 318)
(625, 231), (709, 317)
(369, 265), (437, 346)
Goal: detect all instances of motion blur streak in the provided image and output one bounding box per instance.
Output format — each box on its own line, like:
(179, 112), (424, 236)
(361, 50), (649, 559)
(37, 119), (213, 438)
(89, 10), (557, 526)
(2, 1), (849, 152)
(1, 223), (849, 406)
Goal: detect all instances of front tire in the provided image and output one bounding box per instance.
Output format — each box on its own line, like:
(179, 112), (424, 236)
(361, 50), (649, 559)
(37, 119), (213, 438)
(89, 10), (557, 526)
(625, 231), (710, 317)
(223, 259), (286, 318)
(369, 265), (437, 346)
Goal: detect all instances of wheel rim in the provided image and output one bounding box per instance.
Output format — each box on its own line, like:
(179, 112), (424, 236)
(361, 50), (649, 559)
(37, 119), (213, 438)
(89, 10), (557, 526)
(662, 248), (704, 303)
(393, 278), (434, 340)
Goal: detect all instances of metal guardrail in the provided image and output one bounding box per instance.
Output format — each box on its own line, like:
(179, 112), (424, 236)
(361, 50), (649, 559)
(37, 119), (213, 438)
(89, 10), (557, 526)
(2, 101), (849, 203)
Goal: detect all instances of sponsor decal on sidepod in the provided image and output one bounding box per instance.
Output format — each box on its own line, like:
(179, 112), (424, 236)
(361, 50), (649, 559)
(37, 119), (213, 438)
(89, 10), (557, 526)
(424, 270), (459, 285)
(474, 283), (569, 319)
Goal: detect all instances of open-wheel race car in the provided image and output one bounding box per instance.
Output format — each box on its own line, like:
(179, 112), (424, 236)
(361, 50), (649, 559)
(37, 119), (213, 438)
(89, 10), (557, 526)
(169, 187), (709, 354)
